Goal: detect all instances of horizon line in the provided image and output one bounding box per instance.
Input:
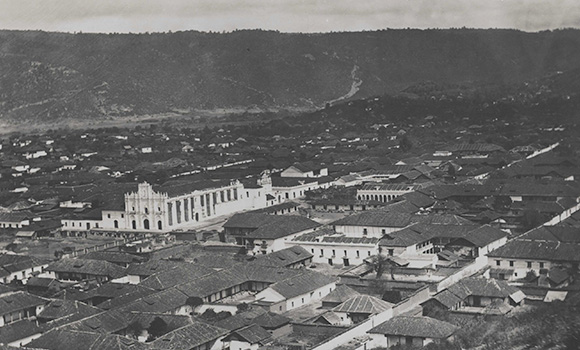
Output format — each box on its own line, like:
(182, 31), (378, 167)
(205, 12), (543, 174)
(1, 26), (579, 35)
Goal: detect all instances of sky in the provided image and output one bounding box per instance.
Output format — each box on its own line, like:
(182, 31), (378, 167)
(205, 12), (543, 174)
(0, 0), (579, 34)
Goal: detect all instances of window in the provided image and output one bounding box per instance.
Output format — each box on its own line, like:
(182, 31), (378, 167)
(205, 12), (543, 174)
(121, 214), (124, 218)
(144, 207), (148, 214)
(320, 249), (324, 256)
(388, 249), (394, 256)
(381, 229), (386, 234)
(539, 262), (544, 268)
(496, 260), (501, 266)
(368, 251), (371, 256)
(527, 261), (532, 268)
(291, 302), (294, 307)
(356, 250), (360, 258)
(301, 298), (304, 303)
(332, 250), (335, 257)
(363, 228), (368, 235)
(107, 214), (111, 219)
(344, 250), (347, 257)
(509, 261), (514, 267)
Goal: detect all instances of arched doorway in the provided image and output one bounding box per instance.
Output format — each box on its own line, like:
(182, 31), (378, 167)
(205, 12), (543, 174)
(114, 220), (118, 229)
(143, 219), (150, 230)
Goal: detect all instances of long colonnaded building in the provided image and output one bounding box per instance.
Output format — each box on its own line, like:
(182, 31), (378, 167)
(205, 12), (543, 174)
(62, 174), (273, 233)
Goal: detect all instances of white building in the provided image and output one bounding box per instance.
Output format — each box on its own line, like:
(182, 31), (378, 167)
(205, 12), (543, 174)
(357, 184), (420, 203)
(62, 174), (273, 232)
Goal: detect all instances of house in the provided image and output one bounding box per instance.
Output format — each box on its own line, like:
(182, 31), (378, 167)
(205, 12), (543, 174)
(271, 176), (320, 202)
(36, 299), (101, 324)
(44, 258), (126, 284)
(332, 294), (393, 325)
(26, 329), (148, 350)
(148, 322), (228, 350)
(331, 211), (415, 237)
(335, 174), (363, 187)
(254, 270), (337, 313)
(0, 319), (44, 347)
(252, 246), (313, 269)
(487, 226), (580, 281)
(378, 222), (507, 267)
(252, 312), (292, 338)
(0, 254), (49, 284)
(357, 184), (421, 203)
(281, 162), (328, 178)
(422, 277), (525, 315)
(368, 316), (458, 349)
(222, 323), (272, 350)
(0, 291), (49, 327)
(289, 227), (380, 266)
(0, 212), (31, 229)
(321, 284), (360, 308)
(25, 277), (62, 296)
(223, 213), (321, 254)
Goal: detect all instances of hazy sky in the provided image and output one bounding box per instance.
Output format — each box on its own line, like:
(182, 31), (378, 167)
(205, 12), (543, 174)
(1, 0), (579, 33)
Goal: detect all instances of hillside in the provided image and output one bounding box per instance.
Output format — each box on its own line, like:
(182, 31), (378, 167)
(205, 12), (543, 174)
(1, 28), (580, 123)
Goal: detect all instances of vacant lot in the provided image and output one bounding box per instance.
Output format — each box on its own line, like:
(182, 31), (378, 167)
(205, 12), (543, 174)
(3, 236), (122, 260)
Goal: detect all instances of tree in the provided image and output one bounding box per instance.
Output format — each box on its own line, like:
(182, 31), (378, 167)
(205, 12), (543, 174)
(185, 296), (203, 310)
(147, 317), (168, 340)
(236, 303), (249, 313)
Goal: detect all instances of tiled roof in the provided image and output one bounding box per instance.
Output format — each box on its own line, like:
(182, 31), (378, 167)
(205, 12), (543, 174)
(488, 239), (580, 262)
(153, 179), (233, 197)
(321, 285), (360, 304)
(271, 176), (318, 187)
(332, 211), (413, 228)
(225, 214), (320, 240)
(82, 251), (145, 265)
(149, 322), (228, 350)
(230, 324), (272, 344)
(451, 225), (508, 247)
(521, 226), (580, 243)
(28, 329), (147, 350)
(252, 312), (291, 329)
(369, 316), (458, 338)
(359, 184), (419, 191)
(46, 258), (126, 279)
(137, 263), (214, 290)
(429, 289), (463, 309)
(0, 291), (48, 316)
(333, 295), (393, 314)
(447, 277), (520, 299)
(37, 299), (101, 321)
(253, 246), (313, 268)
(0, 320), (43, 344)
(0, 254), (47, 277)
(269, 270), (336, 299)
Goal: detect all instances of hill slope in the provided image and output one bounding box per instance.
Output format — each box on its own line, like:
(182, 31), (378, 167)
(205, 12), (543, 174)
(1, 28), (580, 122)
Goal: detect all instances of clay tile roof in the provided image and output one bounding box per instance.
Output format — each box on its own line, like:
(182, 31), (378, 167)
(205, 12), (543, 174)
(321, 284), (360, 304)
(369, 316), (459, 339)
(332, 295), (393, 314)
(149, 322), (228, 350)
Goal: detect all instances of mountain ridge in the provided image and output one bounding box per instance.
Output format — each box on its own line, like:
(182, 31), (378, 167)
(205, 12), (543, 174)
(1, 28), (580, 122)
